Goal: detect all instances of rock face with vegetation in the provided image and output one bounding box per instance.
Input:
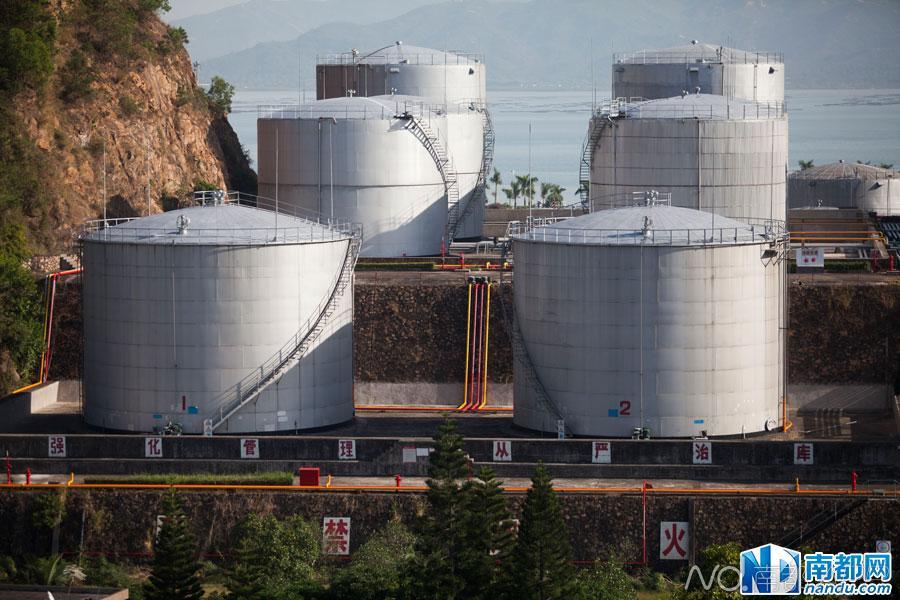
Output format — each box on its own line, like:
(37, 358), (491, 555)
(0, 0), (255, 394)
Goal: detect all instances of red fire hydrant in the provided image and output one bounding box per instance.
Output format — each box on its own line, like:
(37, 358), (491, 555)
(851, 471), (858, 492)
(394, 474), (402, 490)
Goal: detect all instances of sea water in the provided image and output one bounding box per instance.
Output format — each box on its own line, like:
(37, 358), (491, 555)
(230, 89), (900, 206)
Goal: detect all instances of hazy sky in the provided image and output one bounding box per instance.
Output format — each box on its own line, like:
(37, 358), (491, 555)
(166, 0), (444, 21)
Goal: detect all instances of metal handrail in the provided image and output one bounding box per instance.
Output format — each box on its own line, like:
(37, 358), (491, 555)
(207, 234), (361, 430)
(510, 218), (787, 246)
(81, 191), (355, 245)
(317, 51), (483, 66)
(596, 97), (787, 120)
(258, 99), (474, 120)
(614, 49), (783, 65)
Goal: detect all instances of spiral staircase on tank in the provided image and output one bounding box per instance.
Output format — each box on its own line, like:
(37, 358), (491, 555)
(578, 116), (611, 212)
(206, 235), (361, 432)
(453, 104), (495, 240)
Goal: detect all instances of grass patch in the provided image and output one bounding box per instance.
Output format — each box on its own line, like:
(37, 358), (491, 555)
(83, 471), (293, 485)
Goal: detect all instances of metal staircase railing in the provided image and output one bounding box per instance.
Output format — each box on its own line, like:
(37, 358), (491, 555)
(206, 234), (361, 431)
(578, 116), (608, 212)
(449, 106), (495, 240)
(495, 274), (572, 436)
(776, 498), (868, 549)
(401, 113), (461, 244)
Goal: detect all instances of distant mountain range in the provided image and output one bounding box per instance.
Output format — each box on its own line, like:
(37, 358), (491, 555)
(183, 0), (900, 90)
(170, 0), (444, 61)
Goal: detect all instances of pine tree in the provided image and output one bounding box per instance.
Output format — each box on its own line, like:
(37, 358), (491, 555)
(406, 417), (470, 599)
(509, 463), (577, 600)
(458, 467), (515, 599)
(144, 491), (204, 600)
(225, 535), (268, 600)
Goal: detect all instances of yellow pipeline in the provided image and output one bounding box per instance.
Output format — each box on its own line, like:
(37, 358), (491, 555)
(458, 283), (473, 410)
(479, 283), (491, 410)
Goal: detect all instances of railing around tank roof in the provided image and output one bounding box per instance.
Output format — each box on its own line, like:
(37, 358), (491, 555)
(80, 191), (361, 245)
(509, 217), (787, 246)
(613, 49), (783, 65)
(595, 97), (786, 119)
(317, 51), (483, 66)
(258, 98), (479, 120)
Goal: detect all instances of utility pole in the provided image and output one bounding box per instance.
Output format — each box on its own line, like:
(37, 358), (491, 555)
(145, 135), (151, 216)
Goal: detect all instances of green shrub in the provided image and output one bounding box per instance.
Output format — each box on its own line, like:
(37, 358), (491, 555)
(0, 1), (57, 93)
(82, 472), (294, 485)
(58, 49), (95, 103)
(118, 94), (140, 117)
(206, 75), (234, 116)
(31, 490), (67, 530)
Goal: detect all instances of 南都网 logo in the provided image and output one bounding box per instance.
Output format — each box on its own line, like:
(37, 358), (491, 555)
(740, 544), (801, 595)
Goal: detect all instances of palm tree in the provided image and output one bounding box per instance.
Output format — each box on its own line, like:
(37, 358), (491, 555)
(798, 159), (814, 170)
(515, 174), (538, 207)
(489, 168), (502, 205)
(503, 180), (521, 208)
(542, 184), (566, 208)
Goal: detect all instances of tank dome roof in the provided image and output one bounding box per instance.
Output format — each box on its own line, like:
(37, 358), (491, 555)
(82, 203), (351, 246)
(514, 203), (779, 247)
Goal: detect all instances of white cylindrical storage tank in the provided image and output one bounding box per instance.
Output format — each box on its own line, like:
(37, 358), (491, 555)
(612, 43), (784, 103)
(512, 203), (785, 437)
(588, 94), (788, 222)
(257, 96), (478, 257)
(81, 202), (356, 433)
(447, 101), (488, 239)
(788, 162), (900, 215)
(317, 43), (486, 104)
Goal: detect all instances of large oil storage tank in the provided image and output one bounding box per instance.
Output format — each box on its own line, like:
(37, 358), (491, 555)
(512, 201), (786, 437)
(316, 42), (485, 104)
(585, 93), (788, 222)
(316, 42), (491, 240)
(257, 95), (484, 256)
(788, 161), (899, 215)
(81, 197), (358, 434)
(612, 42), (784, 103)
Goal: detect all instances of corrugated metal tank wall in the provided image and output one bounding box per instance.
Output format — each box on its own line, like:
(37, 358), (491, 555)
(82, 237), (353, 433)
(788, 175), (900, 215)
(612, 63), (784, 103)
(447, 108), (487, 239)
(258, 110), (448, 257)
(317, 63), (486, 104)
(590, 116), (788, 221)
(512, 239), (783, 437)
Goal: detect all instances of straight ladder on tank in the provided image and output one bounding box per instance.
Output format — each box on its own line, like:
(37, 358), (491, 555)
(458, 276), (492, 411)
(399, 113), (461, 244)
(450, 105), (496, 241)
(578, 116), (609, 212)
(206, 235), (361, 432)
(495, 273), (572, 436)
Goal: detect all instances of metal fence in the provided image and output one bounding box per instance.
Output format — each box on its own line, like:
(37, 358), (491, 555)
(258, 98), (482, 120)
(614, 49), (783, 65)
(595, 97), (787, 120)
(81, 190), (362, 245)
(317, 50), (483, 66)
(510, 217), (787, 247)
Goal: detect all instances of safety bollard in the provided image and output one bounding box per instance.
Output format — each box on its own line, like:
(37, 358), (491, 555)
(26, 468), (31, 485)
(395, 474), (402, 490)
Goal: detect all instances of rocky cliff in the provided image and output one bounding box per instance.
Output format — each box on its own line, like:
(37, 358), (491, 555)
(7, 0), (256, 252)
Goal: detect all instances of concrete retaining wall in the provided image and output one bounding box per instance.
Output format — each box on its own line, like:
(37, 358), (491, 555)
(2, 435), (897, 483)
